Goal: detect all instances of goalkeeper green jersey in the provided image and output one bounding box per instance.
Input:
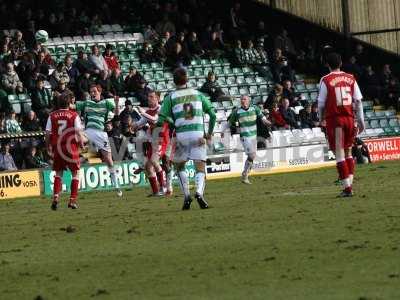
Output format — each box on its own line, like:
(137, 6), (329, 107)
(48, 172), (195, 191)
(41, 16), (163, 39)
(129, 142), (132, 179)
(76, 99), (115, 130)
(158, 88), (216, 140)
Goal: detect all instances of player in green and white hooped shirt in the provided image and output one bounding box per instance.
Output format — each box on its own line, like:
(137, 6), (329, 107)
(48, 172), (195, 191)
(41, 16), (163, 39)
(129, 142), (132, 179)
(158, 68), (216, 210)
(76, 84), (122, 197)
(229, 95), (271, 184)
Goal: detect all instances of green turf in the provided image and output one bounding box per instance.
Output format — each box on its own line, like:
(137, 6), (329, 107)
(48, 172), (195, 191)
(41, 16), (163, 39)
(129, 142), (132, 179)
(1, 161), (400, 300)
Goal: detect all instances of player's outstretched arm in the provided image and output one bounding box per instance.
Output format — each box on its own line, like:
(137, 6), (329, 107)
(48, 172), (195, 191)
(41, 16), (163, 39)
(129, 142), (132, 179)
(44, 116), (53, 156)
(354, 99), (365, 134)
(157, 94), (174, 127)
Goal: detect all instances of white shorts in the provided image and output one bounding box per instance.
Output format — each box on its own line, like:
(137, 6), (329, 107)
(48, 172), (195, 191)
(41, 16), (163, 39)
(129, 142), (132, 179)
(173, 139), (207, 163)
(85, 128), (111, 153)
(241, 136), (257, 155)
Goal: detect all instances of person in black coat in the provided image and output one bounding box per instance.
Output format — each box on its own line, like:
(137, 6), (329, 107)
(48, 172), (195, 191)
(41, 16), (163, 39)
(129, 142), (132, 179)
(200, 72), (225, 102)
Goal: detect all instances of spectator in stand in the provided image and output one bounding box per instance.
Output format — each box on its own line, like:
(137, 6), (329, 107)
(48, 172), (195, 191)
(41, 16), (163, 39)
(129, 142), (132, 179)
(274, 29), (296, 59)
(384, 78), (400, 108)
(51, 62), (70, 88)
(205, 31), (225, 59)
(139, 42), (155, 64)
(310, 102), (320, 127)
(75, 51), (97, 75)
(153, 38), (168, 63)
(200, 71), (225, 102)
(35, 51), (50, 77)
(0, 142), (17, 171)
(232, 39), (244, 66)
(279, 98), (299, 129)
(242, 40), (258, 65)
(2, 63), (24, 94)
(134, 78), (152, 107)
(76, 71), (93, 100)
(16, 52), (36, 87)
(270, 102), (288, 130)
(187, 32), (205, 59)
(229, 2), (246, 39)
(144, 25), (159, 44)
(175, 32), (191, 59)
(111, 68), (125, 97)
(64, 54), (79, 88)
(31, 77), (52, 126)
(10, 30), (25, 59)
(24, 146), (49, 169)
(264, 84), (283, 109)
(53, 80), (71, 99)
(96, 70), (114, 98)
(381, 64), (394, 90)
(360, 65), (381, 103)
(103, 44), (120, 72)
(166, 42), (189, 69)
(0, 112), (6, 133)
(89, 45), (109, 75)
(125, 67), (144, 95)
(254, 21), (272, 50)
(0, 43), (11, 63)
(354, 44), (368, 67)
(342, 56), (363, 80)
(299, 103), (314, 129)
(282, 80), (299, 106)
(21, 110), (41, 132)
(272, 48), (295, 83)
(119, 99), (141, 132)
(5, 110), (22, 133)
(254, 39), (269, 65)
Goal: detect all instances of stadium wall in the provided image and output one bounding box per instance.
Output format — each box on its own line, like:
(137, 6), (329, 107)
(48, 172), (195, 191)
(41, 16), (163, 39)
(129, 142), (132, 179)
(254, 0), (400, 55)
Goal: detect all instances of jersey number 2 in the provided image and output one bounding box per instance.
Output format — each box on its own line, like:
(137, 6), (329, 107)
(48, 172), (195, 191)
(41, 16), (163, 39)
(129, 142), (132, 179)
(335, 86), (352, 106)
(58, 120), (67, 134)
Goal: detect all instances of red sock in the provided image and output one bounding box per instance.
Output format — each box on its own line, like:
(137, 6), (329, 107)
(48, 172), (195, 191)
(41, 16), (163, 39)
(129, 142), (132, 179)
(336, 161), (349, 180)
(156, 171), (165, 189)
(70, 178), (79, 202)
(149, 176), (159, 194)
(346, 157), (354, 177)
(53, 176), (62, 200)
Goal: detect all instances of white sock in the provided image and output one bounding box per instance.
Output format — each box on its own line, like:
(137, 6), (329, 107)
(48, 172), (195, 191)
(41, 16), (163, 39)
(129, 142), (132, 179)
(349, 174), (354, 185)
(342, 177), (351, 188)
(177, 170), (190, 197)
(243, 159), (253, 176)
(109, 166), (120, 189)
(166, 169), (173, 191)
(195, 172), (205, 196)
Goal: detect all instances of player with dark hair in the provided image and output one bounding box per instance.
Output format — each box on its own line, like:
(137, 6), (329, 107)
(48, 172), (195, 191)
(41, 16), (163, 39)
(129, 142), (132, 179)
(318, 52), (365, 197)
(45, 92), (86, 210)
(75, 84), (122, 196)
(157, 68), (216, 210)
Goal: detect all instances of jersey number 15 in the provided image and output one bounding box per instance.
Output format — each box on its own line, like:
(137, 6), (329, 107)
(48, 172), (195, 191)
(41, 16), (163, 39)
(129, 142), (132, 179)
(335, 86), (352, 106)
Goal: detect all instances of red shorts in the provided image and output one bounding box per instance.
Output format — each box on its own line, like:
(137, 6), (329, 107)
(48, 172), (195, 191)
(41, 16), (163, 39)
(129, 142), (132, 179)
(53, 143), (80, 172)
(326, 117), (355, 151)
(144, 141), (168, 160)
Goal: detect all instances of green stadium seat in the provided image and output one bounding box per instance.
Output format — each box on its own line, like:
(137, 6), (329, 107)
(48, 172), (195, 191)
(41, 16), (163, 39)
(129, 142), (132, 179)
(245, 77), (256, 85)
(295, 82), (306, 91)
(222, 100), (233, 108)
(223, 67), (233, 76)
(363, 101), (373, 111)
(249, 86), (258, 95)
(239, 87), (249, 95)
(384, 127), (394, 136)
(365, 120), (371, 129)
(370, 120), (380, 129)
(213, 141), (225, 153)
(229, 87), (239, 96)
(226, 77), (236, 86)
(232, 67), (242, 75)
(374, 111), (386, 119)
(236, 77), (245, 85)
(385, 110), (396, 118)
(164, 72), (173, 80)
(153, 72), (164, 81)
(393, 126), (400, 134)
(380, 119), (389, 128)
(389, 118), (399, 127)
(259, 85), (269, 95)
(217, 77), (227, 86)
(365, 111), (375, 119)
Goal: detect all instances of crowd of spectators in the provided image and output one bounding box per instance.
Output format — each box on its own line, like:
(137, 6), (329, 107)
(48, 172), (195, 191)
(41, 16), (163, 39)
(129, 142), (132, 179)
(0, 0), (395, 170)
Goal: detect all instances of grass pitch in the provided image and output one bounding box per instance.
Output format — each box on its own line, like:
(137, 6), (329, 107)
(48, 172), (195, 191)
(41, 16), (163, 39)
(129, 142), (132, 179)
(1, 161), (400, 300)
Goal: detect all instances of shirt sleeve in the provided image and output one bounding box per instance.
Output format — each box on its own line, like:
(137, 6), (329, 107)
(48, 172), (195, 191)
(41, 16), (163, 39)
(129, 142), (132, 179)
(106, 98), (116, 111)
(45, 116), (52, 132)
(201, 94), (216, 135)
(136, 116), (147, 128)
(255, 106), (263, 119)
(317, 79), (327, 109)
(74, 115), (82, 130)
(75, 101), (85, 113)
(353, 80), (363, 102)
(157, 94), (174, 126)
